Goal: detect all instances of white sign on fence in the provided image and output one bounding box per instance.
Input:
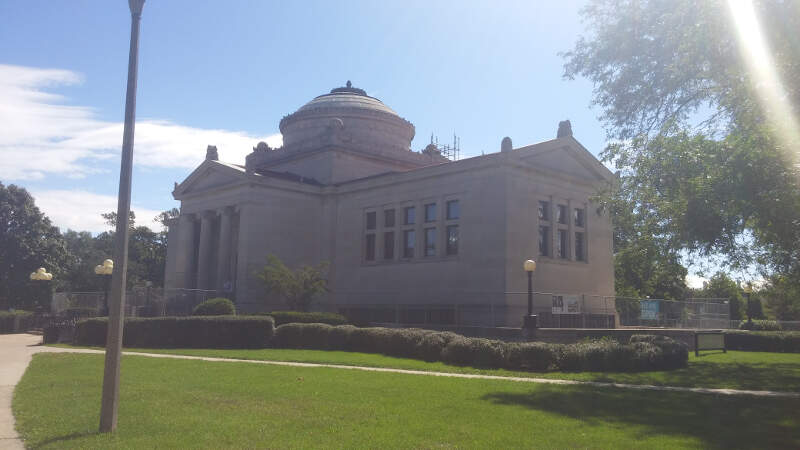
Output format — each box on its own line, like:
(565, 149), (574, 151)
(552, 295), (580, 314)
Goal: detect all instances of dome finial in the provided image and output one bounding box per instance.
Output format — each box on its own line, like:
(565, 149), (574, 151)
(346, 80), (352, 88)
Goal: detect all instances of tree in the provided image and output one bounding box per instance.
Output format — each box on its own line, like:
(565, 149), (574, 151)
(62, 230), (109, 292)
(563, 0), (800, 296)
(0, 182), (69, 310)
(101, 210), (136, 228)
(700, 272), (745, 320)
(760, 275), (799, 320)
(94, 211), (168, 289)
(154, 208), (179, 228)
(257, 254), (329, 312)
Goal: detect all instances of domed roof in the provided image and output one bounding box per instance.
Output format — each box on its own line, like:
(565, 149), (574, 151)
(278, 81), (415, 150)
(295, 81), (399, 116)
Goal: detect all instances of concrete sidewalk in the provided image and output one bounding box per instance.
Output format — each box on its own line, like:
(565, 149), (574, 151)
(0, 333), (46, 449)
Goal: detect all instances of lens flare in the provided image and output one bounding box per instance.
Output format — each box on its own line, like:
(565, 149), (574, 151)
(727, 0), (800, 165)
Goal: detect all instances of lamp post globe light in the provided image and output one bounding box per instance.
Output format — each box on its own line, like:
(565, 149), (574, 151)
(29, 268), (53, 313)
(95, 259), (114, 316)
(523, 260), (537, 333)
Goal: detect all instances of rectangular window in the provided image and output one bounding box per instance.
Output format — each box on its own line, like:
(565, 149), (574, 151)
(365, 234), (376, 261)
(424, 203), (437, 222)
(384, 209), (395, 228)
(575, 232), (585, 261)
(403, 230), (415, 258)
(574, 208), (585, 227)
(557, 204), (567, 224)
(446, 200), (460, 220)
(446, 225), (459, 255)
(366, 211), (376, 230)
(558, 229), (568, 259)
(538, 201), (550, 221)
(384, 231), (395, 260)
(539, 226), (550, 256)
(404, 206), (415, 225)
(424, 227), (436, 256)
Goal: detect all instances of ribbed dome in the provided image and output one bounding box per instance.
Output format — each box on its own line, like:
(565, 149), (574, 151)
(296, 82), (399, 116)
(279, 81), (415, 150)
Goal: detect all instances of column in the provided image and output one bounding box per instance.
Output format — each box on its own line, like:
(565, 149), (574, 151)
(175, 213), (196, 288)
(216, 206), (233, 292)
(196, 211), (215, 290)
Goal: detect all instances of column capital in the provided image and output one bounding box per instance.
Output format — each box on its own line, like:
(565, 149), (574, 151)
(199, 210), (217, 220)
(218, 205), (236, 216)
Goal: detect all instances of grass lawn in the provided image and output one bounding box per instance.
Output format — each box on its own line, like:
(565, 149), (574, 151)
(57, 344), (800, 392)
(14, 353), (800, 449)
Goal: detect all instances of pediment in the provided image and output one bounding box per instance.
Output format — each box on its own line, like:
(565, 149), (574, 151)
(173, 160), (247, 198)
(517, 137), (614, 183)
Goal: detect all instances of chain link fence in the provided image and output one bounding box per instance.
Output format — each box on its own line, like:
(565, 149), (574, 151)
(616, 297), (730, 329)
(49, 289), (732, 330)
(51, 288), (219, 317)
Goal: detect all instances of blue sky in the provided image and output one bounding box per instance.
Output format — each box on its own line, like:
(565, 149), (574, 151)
(0, 1), (706, 285)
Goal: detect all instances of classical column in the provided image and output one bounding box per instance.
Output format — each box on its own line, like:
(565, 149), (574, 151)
(196, 211), (215, 290)
(176, 213), (197, 288)
(216, 206), (234, 292)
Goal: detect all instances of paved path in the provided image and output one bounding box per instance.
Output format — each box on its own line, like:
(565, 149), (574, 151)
(2, 333), (799, 448)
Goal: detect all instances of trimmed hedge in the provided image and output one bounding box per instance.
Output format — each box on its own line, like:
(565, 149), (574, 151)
(738, 320), (782, 331)
(725, 331), (800, 353)
(192, 298), (235, 316)
(265, 311), (349, 327)
(270, 323), (688, 372)
(75, 316), (274, 349)
(0, 311), (34, 334)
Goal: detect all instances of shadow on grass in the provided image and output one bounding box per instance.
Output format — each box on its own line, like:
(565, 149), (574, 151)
(482, 384), (800, 449)
(34, 430), (100, 447)
(652, 360), (800, 391)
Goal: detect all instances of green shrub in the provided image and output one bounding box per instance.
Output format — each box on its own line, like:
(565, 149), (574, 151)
(0, 310), (34, 334)
(74, 316), (274, 349)
(192, 298), (235, 316)
(415, 331), (460, 361)
(739, 320), (782, 331)
(725, 331), (800, 353)
(629, 334), (689, 369)
(42, 324), (60, 344)
(327, 325), (357, 350)
(441, 337), (507, 368)
(266, 311), (348, 326)
(268, 324), (689, 372)
(505, 342), (559, 371)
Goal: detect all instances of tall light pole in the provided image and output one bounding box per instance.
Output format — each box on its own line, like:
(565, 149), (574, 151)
(523, 260), (537, 335)
(100, 0), (145, 433)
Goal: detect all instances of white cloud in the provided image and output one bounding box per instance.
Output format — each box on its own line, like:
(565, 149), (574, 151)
(0, 64), (282, 181)
(32, 189), (165, 234)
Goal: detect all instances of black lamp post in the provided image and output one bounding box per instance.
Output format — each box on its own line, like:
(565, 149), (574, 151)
(29, 267), (53, 312)
(523, 260), (538, 334)
(95, 259), (114, 316)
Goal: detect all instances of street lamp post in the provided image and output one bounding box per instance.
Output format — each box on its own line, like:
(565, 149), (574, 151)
(29, 268), (53, 311)
(99, 0), (145, 434)
(743, 283), (753, 327)
(523, 260), (537, 335)
(94, 260), (114, 316)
